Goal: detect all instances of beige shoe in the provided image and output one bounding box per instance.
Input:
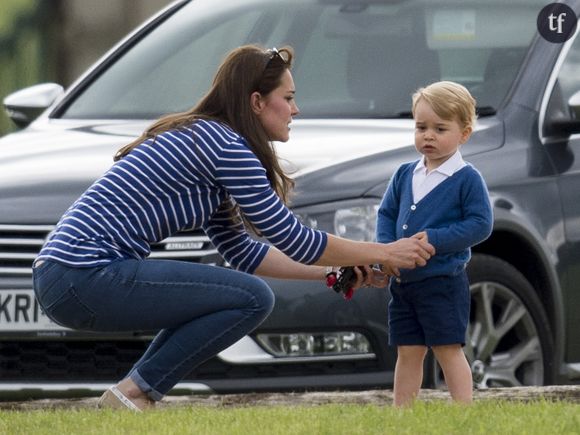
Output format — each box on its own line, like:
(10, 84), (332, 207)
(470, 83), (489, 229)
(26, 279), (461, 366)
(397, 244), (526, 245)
(97, 386), (145, 412)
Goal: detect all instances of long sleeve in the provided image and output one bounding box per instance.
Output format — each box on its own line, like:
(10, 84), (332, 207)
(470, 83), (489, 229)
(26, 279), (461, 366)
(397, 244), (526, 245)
(376, 166), (406, 244)
(425, 169), (493, 254)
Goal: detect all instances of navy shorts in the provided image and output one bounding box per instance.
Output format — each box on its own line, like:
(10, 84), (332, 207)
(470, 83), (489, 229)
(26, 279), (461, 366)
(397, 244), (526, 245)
(388, 271), (470, 347)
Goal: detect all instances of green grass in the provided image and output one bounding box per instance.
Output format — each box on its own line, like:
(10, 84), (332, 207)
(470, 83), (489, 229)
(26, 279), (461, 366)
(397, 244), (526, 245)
(1, 400), (579, 435)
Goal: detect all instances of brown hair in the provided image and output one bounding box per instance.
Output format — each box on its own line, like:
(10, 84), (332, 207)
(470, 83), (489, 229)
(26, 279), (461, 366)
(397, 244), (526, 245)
(114, 45), (295, 232)
(412, 81), (477, 131)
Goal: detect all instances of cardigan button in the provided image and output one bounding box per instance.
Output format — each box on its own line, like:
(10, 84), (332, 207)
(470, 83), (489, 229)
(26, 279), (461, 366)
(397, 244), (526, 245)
(402, 224), (408, 230)
(411, 205), (416, 211)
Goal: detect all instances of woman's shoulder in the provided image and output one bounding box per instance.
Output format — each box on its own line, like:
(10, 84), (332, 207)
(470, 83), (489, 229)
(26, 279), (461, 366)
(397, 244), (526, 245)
(183, 119), (260, 165)
(189, 119), (242, 142)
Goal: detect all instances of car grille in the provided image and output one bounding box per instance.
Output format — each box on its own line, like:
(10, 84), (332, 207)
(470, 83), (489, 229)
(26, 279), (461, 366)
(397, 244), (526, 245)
(0, 224), (220, 277)
(0, 340), (383, 382)
(0, 341), (145, 380)
(0, 225), (52, 276)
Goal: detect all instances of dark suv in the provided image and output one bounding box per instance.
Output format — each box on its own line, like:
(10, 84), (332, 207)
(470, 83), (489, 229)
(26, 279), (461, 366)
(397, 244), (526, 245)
(2, 0), (580, 397)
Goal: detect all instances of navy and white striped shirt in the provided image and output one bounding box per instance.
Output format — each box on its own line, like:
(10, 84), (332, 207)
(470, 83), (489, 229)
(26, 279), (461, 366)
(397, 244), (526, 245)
(37, 119), (327, 273)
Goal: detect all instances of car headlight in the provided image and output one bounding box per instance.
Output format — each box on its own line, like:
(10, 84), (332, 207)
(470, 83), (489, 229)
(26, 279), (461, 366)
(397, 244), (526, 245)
(295, 198), (380, 241)
(256, 331), (372, 357)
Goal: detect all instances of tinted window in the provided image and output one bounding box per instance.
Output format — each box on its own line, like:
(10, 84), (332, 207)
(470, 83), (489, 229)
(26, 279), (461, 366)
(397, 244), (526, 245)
(557, 34), (580, 105)
(60, 0), (545, 120)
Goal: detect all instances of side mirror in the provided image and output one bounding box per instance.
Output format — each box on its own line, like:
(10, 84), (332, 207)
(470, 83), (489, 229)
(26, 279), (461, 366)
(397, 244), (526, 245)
(545, 89), (580, 136)
(3, 83), (64, 128)
(569, 89), (580, 121)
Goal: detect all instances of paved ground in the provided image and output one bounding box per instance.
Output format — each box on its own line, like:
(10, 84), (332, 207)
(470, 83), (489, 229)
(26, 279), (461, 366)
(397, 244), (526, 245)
(1, 386), (580, 411)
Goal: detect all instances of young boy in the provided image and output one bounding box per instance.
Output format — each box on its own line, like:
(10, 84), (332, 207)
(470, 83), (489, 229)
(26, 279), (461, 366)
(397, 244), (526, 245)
(376, 81), (493, 406)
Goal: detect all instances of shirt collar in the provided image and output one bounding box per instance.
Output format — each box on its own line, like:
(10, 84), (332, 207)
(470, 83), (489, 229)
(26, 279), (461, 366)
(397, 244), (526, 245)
(413, 157), (427, 174)
(413, 150), (465, 176)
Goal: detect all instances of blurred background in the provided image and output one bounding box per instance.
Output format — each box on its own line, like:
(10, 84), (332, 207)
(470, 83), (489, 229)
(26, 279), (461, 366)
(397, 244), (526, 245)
(0, 0), (173, 136)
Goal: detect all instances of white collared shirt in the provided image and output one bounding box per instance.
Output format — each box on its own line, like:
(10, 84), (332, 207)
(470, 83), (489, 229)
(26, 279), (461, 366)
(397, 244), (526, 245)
(412, 151), (467, 203)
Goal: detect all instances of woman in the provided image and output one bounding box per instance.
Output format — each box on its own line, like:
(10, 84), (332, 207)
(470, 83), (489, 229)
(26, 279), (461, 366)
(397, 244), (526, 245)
(32, 45), (434, 411)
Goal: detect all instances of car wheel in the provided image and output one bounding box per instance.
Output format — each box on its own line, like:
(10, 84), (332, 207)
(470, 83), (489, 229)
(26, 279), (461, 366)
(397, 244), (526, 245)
(424, 254), (554, 389)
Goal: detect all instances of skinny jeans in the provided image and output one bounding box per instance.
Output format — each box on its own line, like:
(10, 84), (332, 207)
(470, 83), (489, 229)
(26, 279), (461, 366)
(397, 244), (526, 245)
(32, 259), (275, 401)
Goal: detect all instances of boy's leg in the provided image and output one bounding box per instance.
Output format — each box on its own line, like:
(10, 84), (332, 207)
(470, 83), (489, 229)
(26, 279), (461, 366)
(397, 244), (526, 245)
(393, 345), (428, 407)
(417, 273), (471, 403)
(432, 344), (473, 404)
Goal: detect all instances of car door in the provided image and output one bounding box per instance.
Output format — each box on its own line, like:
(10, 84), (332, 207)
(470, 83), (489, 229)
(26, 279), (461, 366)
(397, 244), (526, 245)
(542, 29), (580, 366)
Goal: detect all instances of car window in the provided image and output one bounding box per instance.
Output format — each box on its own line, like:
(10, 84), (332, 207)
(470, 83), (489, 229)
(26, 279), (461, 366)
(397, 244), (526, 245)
(544, 31), (580, 127)
(557, 33), (580, 107)
(59, 0), (545, 120)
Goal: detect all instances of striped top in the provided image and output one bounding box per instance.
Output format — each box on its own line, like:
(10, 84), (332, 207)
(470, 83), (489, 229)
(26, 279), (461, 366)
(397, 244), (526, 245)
(37, 119), (327, 273)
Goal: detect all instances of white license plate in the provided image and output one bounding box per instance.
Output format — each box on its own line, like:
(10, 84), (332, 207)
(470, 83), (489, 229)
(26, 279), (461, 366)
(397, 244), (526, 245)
(0, 289), (69, 331)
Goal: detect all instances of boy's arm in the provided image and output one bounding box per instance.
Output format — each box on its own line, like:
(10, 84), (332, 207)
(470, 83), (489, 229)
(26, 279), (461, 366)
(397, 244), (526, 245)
(376, 171), (401, 244)
(425, 172), (493, 254)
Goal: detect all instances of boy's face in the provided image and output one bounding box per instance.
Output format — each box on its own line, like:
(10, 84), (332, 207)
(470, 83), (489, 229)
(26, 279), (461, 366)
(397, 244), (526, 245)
(413, 98), (472, 170)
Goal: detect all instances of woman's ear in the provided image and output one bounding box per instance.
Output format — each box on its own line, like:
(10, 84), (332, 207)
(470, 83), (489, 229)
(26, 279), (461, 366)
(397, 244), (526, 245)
(250, 91), (264, 115)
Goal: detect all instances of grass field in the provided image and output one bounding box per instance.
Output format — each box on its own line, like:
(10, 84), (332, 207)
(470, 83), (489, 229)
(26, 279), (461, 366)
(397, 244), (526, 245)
(1, 400), (579, 435)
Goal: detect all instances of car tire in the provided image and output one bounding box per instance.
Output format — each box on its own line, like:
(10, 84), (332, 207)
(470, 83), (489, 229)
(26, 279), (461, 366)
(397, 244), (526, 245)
(423, 253), (555, 389)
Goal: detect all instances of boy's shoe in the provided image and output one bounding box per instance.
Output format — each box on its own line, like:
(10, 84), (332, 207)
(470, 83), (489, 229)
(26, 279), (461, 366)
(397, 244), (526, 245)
(97, 385), (152, 412)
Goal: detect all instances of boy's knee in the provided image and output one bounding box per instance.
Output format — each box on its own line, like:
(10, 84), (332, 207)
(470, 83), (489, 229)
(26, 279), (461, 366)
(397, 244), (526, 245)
(432, 343), (462, 355)
(397, 345), (428, 361)
(432, 344), (466, 364)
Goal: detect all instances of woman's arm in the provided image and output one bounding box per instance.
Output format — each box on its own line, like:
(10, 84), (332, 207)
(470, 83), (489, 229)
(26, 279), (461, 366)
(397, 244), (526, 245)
(254, 234), (433, 279)
(313, 234), (434, 276)
(253, 245), (326, 280)
(254, 245), (389, 289)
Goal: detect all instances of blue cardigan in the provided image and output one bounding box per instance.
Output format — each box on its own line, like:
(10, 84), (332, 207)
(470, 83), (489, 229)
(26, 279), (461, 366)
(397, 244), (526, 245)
(376, 160), (493, 283)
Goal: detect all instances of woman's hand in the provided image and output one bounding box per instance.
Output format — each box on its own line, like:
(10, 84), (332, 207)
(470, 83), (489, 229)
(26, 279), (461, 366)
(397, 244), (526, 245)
(382, 236), (435, 276)
(351, 265), (388, 290)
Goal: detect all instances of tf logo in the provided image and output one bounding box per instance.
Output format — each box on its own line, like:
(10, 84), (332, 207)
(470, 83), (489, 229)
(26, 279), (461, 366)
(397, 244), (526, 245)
(537, 3), (578, 43)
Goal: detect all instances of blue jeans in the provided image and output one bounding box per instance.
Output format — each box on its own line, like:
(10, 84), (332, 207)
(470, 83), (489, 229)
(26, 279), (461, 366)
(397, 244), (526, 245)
(32, 259), (275, 401)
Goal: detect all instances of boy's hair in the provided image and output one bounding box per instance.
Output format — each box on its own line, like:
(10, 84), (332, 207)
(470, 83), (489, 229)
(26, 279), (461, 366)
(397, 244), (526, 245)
(412, 81), (477, 130)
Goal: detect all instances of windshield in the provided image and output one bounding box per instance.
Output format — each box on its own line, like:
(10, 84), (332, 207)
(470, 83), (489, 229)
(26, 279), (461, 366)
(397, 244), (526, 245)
(59, 0), (543, 120)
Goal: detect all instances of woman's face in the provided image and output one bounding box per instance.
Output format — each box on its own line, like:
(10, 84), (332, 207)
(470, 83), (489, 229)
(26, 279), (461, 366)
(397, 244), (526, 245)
(252, 69), (300, 142)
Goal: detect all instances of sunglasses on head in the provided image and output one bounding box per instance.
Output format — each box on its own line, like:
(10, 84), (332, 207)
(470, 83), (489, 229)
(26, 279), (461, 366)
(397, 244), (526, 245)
(266, 47), (289, 65)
